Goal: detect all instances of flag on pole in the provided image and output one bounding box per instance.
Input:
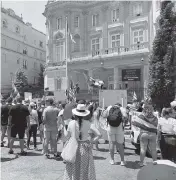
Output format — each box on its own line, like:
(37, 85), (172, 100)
(132, 91), (137, 102)
(66, 18), (76, 44)
(89, 77), (104, 88)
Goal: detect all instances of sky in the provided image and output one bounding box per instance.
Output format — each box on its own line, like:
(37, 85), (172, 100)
(2, 1), (47, 34)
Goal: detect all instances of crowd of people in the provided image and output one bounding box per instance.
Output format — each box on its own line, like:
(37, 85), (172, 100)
(1, 96), (176, 180)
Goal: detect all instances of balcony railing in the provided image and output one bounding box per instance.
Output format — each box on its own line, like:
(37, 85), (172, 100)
(71, 42), (149, 61)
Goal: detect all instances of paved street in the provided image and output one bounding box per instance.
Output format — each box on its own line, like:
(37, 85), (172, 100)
(1, 135), (153, 180)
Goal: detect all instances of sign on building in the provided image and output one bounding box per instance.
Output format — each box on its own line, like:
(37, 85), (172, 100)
(47, 78), (55, 91)
(24, 92), (32, 100)
(122, 69), (141, 81)
(99, 90), (127, 108)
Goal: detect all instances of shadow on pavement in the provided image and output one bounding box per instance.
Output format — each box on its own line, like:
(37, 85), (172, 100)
(94, 148), (109, 152)
(93, 156), (106, 160)
(27, 152), (43, 156)
(124, 161), (141, 169)
(0, 157), (18, 162)
(124, 152), (135, 156)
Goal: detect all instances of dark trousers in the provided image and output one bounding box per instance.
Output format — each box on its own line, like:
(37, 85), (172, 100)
(27, 124), (38, 148)
(160, 134), (176, 162)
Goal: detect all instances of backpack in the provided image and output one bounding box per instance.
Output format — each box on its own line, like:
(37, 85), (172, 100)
(107, 106), (122, 127)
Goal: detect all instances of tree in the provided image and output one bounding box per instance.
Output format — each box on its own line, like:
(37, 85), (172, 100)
(148, 1), (176, 110)
(37, 64), (44, 90)
(14, 70), (28, 96)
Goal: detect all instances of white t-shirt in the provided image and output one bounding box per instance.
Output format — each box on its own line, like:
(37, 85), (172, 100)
(158, 117), (176, 134)
(30, 109), (38, 125)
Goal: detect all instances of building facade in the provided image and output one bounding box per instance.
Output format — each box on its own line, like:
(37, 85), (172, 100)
(43, 0), (162, 100)
(1, 8), (46, 96)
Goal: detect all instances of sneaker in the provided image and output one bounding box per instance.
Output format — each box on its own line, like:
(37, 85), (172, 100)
(20, 151), (27, 156)
(139, 162), (144, 167)
(8, 150), (14, 154)
(54, 153), (61, 158)
(1, 143), (4, 147)
(45, 154), (50, 159)
(109, 160), (115, 165)
(120, 161), (126, 166)
(34, 147), (38, 151)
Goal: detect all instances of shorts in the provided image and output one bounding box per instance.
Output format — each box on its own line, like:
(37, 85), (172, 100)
(107, 133), (124, 144)
(107, 125), (124, 144)
(11, 125), (25, 139)
(44, 130), (58, 140)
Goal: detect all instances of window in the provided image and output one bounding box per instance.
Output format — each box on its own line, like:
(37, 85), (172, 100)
(108, 76), (114, 82)
(23, 59), (27, 69)
(17, 58), (20, 64)
(2, 20), (7, 28)
(24, 35), (26, 41)
(56, 79), (62, 90)
(92, 38), (100, 51)
(33, 77), (36, 84)
(2, 39), (6, 47)
(112, 9), (119, 22)
(34, 62), (37, 69)
(2, 53), (6, 63)
(111, 34), (120, 48)
(73, 35), (80, 52)
(17, 44), (20, 52)
(39, 41), (43, 48)
(15, 25), (20, 33)
(23, 48), (27, 55)
(92, 14), (99, 27)
(74, 16), (79, 28)
(133, 29), (144, 44)
(56, 42), (64, 62)
(40, 52), (42, 59)
(34, 50), (37, 57)
(156, 0), (161, 10)
(108, 84), (114, 90)
(133, 3), (142, 16)
(57, 17), (62, 30)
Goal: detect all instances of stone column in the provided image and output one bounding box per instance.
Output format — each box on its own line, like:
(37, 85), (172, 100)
(101, 5), (109, 49)
(143, 64), (149, 99)
(82, 11), (89, 52)
(114, 66), (119, 89)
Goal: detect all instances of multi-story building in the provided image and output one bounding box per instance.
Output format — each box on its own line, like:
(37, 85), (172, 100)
(43, 0), (164, 101)
(1, 7), (46, 96)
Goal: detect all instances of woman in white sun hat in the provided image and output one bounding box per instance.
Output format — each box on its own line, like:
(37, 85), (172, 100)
(62, 103), (99, 180)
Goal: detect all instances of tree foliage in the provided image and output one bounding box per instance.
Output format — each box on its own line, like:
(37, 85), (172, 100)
(15, 70), (28, 95)
(148, 1), (176, 109)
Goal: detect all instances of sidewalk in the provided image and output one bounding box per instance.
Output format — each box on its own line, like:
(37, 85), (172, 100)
(1, 135), (152, 180)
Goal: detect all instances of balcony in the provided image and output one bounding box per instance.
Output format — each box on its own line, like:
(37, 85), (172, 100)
(70, 42), (149, 62)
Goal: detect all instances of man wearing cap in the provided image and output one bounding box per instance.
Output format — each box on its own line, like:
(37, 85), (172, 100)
(1, 97), (13, 147)
(8, 97), (30, 155)
(43, 98), (60, 158)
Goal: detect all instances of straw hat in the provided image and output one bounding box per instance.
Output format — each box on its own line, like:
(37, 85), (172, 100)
(72, 104), (90, 117)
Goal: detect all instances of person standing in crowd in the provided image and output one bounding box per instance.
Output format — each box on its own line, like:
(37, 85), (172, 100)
(158, 108), (176, 162)
(43, 98), (60, 158)
(1, 97), (13, 147)
(63, 103), (99, 180)
(137, 102), (144, 112)
(91, 104), (102, 150)
(170, 100), (176, 119)
(132, 100), (158, 167)
(8, 97), (30, 155)
(37, 101), (45, 144)
(27, 102), (39, 150)
(57, 102), (66, 142)
(103, 103), (126, 165)
(23, 99), (30, 142)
